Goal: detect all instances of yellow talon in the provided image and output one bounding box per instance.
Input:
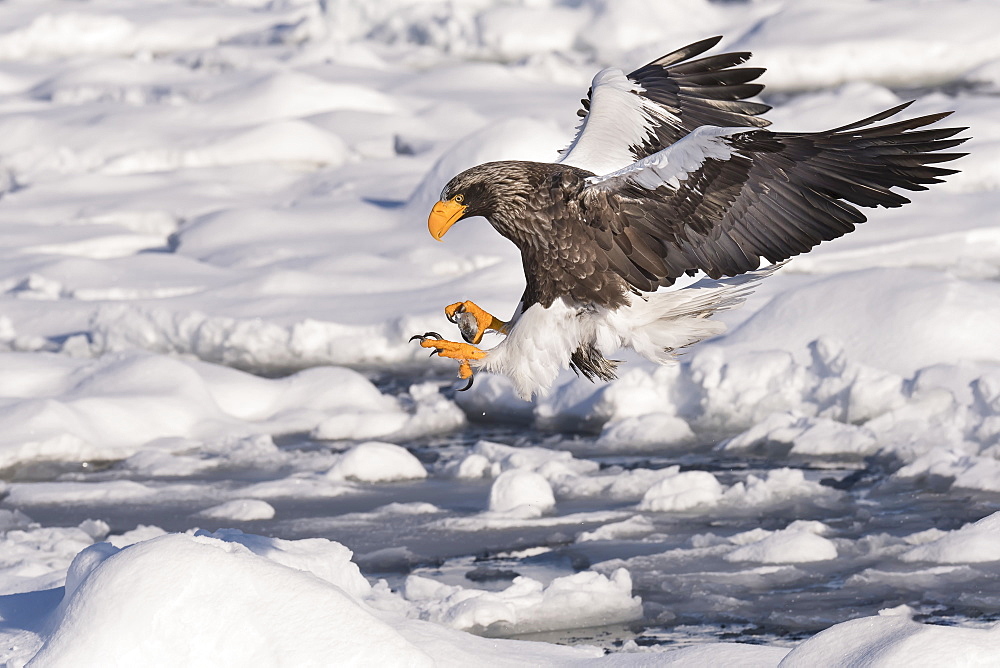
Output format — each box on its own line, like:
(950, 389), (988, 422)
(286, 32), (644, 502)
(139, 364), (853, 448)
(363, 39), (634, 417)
(445, 301), (508, 344)
(410, 331), (485, 392)
(417, 337), (486, 360)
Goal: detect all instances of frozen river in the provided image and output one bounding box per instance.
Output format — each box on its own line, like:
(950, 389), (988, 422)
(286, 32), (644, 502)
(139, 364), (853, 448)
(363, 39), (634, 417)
(8, 371), (1000, 651)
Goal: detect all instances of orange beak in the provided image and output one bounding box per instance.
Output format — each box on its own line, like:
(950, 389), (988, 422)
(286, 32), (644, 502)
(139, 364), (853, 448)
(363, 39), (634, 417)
(428, 199), (467, 241)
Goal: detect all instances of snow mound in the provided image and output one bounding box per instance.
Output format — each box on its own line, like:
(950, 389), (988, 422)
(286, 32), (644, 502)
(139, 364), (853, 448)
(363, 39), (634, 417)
(900, 512), (1000, 564)
(487, 469), (556, 517)
(725, 521), (838, 564)
(326, 441), (427, 483)
(0, 351), (462, 468)
(85, 305), (412, 370)
(2, 529), (616, 666)
(720, 269), (1000, 377)
(28, 532), (432, 667)
(102, 121), (350, 175)
(403, 567), (642, 635)
(636, 467), (839, 515)
(638, 470), (724, 512)
(0, 515), (108, 595)
(195, 499), (276, 522)
(577, 515), (655, 543)
(445, 439), (598, 481)
(780, 605), (1000, 667)
(721, 469), (841, 510)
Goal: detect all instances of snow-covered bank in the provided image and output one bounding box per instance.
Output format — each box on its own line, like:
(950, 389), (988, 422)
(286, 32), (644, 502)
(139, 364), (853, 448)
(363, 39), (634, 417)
(0, 351), (463, 469)
(457, 327), (1000, 495)
(3, 530), (605, 667)
(3, 527), (999, 667)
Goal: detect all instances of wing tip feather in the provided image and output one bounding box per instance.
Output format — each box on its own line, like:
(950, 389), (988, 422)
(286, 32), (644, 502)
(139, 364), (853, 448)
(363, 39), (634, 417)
(650, 36), (724, 67)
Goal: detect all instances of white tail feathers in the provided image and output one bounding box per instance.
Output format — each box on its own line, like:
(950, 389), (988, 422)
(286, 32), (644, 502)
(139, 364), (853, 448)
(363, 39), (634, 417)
(611, 263), (783, 364)
(477, 263), (784, 399)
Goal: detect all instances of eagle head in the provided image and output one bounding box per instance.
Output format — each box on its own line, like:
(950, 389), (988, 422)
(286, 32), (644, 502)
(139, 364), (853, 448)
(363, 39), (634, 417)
(428, 162), (531, 241)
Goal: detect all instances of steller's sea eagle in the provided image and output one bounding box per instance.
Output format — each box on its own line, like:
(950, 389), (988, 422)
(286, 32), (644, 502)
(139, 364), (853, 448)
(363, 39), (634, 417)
(411, 36), (967, 400)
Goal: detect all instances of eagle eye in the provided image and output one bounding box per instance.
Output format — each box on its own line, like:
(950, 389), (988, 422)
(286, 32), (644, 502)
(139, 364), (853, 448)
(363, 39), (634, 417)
(454, 194), (464, 204)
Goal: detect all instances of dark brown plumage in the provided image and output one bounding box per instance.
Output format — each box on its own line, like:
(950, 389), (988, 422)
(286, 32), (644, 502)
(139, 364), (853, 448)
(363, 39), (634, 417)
(441, 103), (967, 312)
(425, 37), (969, 397)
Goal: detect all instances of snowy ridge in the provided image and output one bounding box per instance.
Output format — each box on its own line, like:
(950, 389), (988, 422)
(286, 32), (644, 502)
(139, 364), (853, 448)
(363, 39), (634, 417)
(6, 523), (1000, 666)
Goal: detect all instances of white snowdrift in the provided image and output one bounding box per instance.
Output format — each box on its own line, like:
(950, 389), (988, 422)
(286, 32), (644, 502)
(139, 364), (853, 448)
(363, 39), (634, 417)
(3, 529), (998, 667)
(900, 512), (1000, 564)
(444, 441), (840, 516)
(1, 529), (621, 666)
(0, 351), (463, 468)
(725, 521), (838, 565)
(779, 605), (1000, 668)
(403, 568), (641, 635)
(487, 469), (556, 517)
(28, 532), (431, 667)
(326, 441), (427, 483)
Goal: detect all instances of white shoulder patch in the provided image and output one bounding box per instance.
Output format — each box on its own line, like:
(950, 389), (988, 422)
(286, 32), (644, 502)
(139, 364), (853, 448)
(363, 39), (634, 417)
(558, 68), (678, 176)
(584, 125), (752, 192)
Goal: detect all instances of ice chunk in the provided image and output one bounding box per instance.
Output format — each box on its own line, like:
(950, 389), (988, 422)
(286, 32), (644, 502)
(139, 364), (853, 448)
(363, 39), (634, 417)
(901, 512), (1000, 564)
(577, 515), (655, 543)
(725, 521), (838, 564)
(403, 567), (641, 635)
(638, 470), (724, 512)
(195, 499), (276, 522)
(488, 469), (556, 518)
(326, 441), (427, 483)
(781, 606), (1000, 667)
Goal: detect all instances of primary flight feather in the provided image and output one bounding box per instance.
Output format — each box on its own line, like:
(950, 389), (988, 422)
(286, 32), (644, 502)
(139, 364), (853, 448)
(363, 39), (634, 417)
(412, 36), (967, 399)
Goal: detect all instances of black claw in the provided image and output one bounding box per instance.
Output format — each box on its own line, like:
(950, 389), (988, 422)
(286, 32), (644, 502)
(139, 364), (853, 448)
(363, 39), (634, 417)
(447, 304), (467, 325)
(409, 331), (444, 344)
(458, 375), (474, 391)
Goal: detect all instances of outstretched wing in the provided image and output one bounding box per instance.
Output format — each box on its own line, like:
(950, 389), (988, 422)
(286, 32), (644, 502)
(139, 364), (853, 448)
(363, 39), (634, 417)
(557, 36), (770, 176)
(572, 102), (967, 297)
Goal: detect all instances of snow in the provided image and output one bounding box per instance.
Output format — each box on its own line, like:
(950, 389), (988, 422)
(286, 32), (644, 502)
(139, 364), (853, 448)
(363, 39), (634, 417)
(724, 521), (838, 565)
(900, 512), (1000, 564)
(326, 441), (427, 483)
(195, 498), (276, 522)
(3, 529), (628, 666)
(638, 471), (724, 513)
(0, 353), (458, 468)
(577, 516), (655, 543)
(402, 567), (641, 635)
(487, 469), (556, 517)
(26, 532), (435, 667)
(779, 605), (1000, 668)
(6, 527), (1000, 666)
(0, 0), (999, 663)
